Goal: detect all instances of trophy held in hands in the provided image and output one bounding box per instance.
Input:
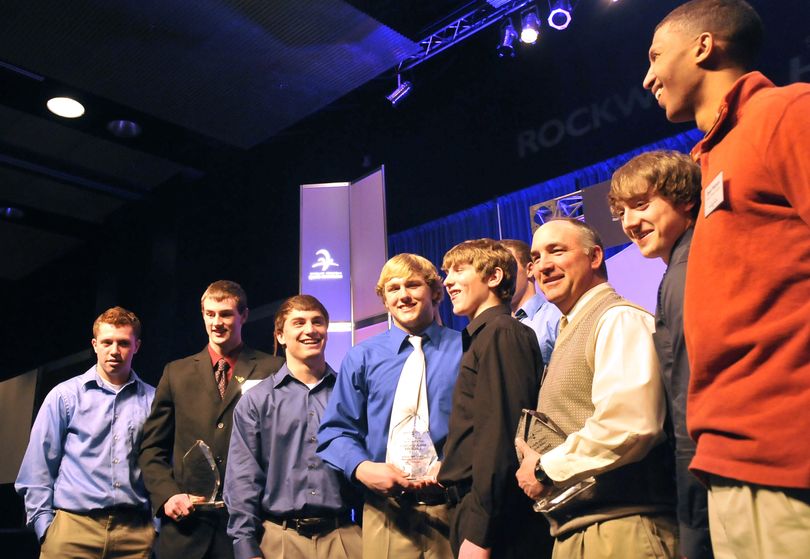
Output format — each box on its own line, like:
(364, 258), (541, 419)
(182, 440), (225, 509)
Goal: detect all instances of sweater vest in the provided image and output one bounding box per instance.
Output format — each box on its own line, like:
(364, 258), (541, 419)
(539, 287), (675, 536)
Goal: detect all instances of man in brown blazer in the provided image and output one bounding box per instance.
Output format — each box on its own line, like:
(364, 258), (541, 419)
(139, 280), (284, 559)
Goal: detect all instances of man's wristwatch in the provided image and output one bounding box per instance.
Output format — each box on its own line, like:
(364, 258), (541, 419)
(534, 458), (551, 485)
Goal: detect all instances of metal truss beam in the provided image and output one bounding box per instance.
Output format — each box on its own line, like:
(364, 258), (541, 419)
(398, 0), (535, 73)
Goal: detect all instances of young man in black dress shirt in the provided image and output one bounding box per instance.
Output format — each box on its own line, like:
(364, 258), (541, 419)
(438, 238), (546, 559)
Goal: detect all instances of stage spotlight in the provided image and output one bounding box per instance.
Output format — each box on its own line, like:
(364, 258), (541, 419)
(548, 0), (573, 31)
(46, 96), (85, 118)
(496, 21), (519, 58)
(520, 10), (541, 44)
(386, 79), (412, 107)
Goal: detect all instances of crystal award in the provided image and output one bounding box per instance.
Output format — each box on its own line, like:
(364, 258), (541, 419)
(388, 414), (438, 480)
(181, 440), (225, 509)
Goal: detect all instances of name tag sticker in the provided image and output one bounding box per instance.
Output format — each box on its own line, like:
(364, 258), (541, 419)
(241, 379), (262, 394)
(704, 171), (724, 217)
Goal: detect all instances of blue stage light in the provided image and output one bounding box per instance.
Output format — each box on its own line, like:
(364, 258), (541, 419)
(386, 80), (413, 107)
(520, 11), (541, 44)
(496, 22), (519, 58)
(547, 1), (572, 31)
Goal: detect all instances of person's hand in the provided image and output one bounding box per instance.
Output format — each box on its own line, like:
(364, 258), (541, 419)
(515, 438), (551, 501)
(405, 460), (444, 491)
(163, 493), (200, 521)
(458, 538), (491, 559)
(354, 461), (413, 496)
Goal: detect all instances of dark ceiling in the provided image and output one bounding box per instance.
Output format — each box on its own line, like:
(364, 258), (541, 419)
(1, 0), (805, 380)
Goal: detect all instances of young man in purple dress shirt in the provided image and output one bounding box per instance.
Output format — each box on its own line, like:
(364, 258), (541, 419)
(224, 295), (361, 559)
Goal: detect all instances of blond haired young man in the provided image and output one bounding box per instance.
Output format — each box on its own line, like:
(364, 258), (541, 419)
(318, 254), (462, 559)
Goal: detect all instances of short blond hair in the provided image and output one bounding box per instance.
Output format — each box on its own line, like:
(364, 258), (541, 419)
(608, 150), (701, 220)
(442, 238), (516, 304)
(376, 253), (444, 304)
(200, 280), (248, 313)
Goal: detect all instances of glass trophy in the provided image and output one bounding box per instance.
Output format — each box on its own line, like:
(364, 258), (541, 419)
(516, 409), (596, 514)
(181, 440), (225, 509)
(388, 414), (438, 480)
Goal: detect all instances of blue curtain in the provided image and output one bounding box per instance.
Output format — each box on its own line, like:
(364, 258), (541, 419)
(389, 201), (500, 330)
(388, 128), (705, 327)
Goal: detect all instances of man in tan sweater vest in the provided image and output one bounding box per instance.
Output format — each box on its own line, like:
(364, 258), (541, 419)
(515, 218), (677, 559)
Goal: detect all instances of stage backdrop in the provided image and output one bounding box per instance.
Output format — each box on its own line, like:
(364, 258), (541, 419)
(300, 168), (388, 366)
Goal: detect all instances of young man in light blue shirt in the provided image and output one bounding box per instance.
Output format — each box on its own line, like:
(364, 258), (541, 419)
(16, 306), (155, 559)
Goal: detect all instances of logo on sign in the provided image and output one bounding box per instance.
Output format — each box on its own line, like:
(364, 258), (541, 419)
(308, 249), (344, 280)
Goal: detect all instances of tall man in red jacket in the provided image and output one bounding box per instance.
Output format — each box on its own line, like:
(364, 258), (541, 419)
(644, 1), (810, 556)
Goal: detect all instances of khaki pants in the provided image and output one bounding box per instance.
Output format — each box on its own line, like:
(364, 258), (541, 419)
(258, 519), (361, 559)
(363, 493), (453, 559)
(39, 509), (155, 559)
(708, 475), (810, 559)
(552, 514), (678, 559)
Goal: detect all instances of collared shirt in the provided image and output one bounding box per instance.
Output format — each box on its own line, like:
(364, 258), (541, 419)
(540, 283), (666, 482)
(438, 305), (542, 548)
(207, 344), (242, 382)
(15, 366), (155, 541)
(224, 364), (354, 559)
(515, 292), (562, 366)
(317, 321), (462, 481)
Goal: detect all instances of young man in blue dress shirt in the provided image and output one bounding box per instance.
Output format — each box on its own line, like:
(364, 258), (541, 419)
(16, 306), (156, 559)
(224, 294), (361, 559)
(318, 253), (462, 559)
(500, 239), (561, 366)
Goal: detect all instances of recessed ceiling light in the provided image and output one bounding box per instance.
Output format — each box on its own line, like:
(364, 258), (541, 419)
(107, 119), (142, 138)
(1, 206), (25, 219)
(46, 96), (85, 118)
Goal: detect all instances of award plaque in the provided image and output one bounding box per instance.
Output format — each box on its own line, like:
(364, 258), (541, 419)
(181, 440), (224, 509)
(387, 414), (438, 480)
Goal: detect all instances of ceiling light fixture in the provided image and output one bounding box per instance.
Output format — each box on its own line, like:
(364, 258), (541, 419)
(386, 75), (413, 107)
(1, 206), (25, 220)
(520, 10), (541, 44)
(107, 119), (143, 138)
(548, 0), (573, 30)
(496, 21), (519, 58)
(46, 96), (85, 118)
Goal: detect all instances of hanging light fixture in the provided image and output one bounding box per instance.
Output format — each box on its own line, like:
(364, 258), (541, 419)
(547, 0), (573, 31)
(496, 21), (519, 58)
(386, 75), (413, 107)
(520, 9), (541, 44)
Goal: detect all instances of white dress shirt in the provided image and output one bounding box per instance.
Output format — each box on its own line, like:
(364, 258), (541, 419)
(541, 283), (666, 484)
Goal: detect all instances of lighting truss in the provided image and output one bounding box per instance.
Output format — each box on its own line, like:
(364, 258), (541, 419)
(529, 192), (584, 233)
(398, 0), (536, 73)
